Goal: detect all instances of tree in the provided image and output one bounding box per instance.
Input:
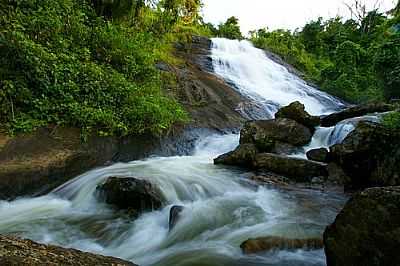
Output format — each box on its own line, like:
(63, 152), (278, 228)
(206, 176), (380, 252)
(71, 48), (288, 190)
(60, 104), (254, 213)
(217, 16), (243, 40)
(300, 18), (324, 54)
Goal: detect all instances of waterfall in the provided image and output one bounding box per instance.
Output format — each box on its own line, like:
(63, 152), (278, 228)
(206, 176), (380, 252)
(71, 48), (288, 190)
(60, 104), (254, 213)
(0, 38), (351, 266)
(211, 38), (345, 118)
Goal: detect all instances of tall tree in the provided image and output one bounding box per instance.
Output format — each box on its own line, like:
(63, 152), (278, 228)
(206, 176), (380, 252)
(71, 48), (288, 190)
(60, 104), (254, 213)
(217, 16), (243, 40)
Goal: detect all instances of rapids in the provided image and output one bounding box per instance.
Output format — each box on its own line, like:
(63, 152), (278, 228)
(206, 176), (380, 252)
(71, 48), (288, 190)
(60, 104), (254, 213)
(0, 38), (352, 265)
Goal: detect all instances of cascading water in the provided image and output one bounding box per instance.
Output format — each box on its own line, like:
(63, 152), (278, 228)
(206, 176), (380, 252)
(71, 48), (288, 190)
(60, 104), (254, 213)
(0, 38), (350, 266)
(211, 38), (345, 118)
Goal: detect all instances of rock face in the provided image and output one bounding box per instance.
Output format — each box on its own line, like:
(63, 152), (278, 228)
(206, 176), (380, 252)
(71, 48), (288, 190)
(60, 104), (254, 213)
(240, 119), (312, 151)
(324, 187), (400, 266)
(96, 177), (164, 214)
(321, 102), (394, 127)
(330, 121), (400, 190)
(241, 236), (323, 254)
(172, 35), (248, 130)
(0, 234), (136, 265)
(214, 144), (258, 167)
(253, 153), (328, 182)
(169, 205), (184, 231)
(306, 148), (329, 163)
(275, 101), (320, 131)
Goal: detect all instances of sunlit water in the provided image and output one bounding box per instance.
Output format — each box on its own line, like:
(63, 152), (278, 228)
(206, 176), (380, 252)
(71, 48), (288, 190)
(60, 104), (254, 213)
(0, 39), (352, 266)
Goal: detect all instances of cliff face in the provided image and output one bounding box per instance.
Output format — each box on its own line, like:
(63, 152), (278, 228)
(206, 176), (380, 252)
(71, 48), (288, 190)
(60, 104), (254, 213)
(165, 36), (247, 130)
(0, 36), (249, 200)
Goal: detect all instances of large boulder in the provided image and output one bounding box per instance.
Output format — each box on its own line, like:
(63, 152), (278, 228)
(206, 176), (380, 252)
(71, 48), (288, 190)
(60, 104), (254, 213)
(240, 118), (312, 151)
(330, 121), (400, 190)
(275, 101), (320, 131)
(306, 148), (329, 163)
(324, 187), (400, 266)
(0, 234), (136, 265)
(253, 153), (328, 182)
(321, 102), (394, 127)
(241, 236), (323, 254)
(96, 177), (164, 214)
(214, 144), (258, 167)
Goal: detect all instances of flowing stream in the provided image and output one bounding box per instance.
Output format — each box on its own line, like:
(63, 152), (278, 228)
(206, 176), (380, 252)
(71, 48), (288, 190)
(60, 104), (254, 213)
(0, 38), (354, 266)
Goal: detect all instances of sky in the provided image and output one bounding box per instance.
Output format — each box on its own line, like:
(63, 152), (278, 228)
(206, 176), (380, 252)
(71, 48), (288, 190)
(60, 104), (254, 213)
(202, 0), (396, 34)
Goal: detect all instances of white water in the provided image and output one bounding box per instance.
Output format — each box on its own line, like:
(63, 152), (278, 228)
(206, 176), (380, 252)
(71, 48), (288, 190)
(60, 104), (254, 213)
(291, 114), (382, 158)
(0, 39), (350, 266)
(211, 38), (345, 118)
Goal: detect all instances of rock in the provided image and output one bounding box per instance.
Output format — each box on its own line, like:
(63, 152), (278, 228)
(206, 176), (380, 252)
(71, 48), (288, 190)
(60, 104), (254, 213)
(96, 177), (163, 214)
(169, 205), (184, 231)
(306, 148), (329, 162)
(214, 144), (258, 167)
(275, 101), (320, 131)
(253, 153), (328, 182)
(240, 236), (323, 254)
(0, 127), (119, 200)
(250, 173), (290, 187)
(330, 121), (400, 190)
(240, 119), (313, 151)
(324, 186), (400, 266)
(321, 102), (394, 127)
(0, 234), (136, 265)
(327, 163), (349, 185)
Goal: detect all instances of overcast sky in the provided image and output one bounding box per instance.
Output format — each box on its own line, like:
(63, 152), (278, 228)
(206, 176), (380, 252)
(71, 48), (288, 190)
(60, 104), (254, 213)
(202, 0), (396, 34)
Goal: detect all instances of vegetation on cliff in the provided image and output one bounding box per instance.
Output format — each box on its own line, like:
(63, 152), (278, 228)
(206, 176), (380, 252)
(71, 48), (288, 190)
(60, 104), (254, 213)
(0, 0), (210, 136)
(250, 1), (400, 104)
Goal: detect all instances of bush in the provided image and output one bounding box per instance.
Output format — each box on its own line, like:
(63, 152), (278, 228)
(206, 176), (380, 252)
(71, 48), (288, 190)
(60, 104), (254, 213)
(382, 111), (400, 131)
(0, 0), (187, 136)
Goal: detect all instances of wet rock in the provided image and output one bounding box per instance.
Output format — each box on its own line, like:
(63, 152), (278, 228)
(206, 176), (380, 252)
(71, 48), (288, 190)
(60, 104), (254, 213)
(275, 101), (320, 131)
(250, 173), (290, 187)
(306, 148), (329, 162)
(324, 186), (400, 266)
(241, 236), (323, 254)
(327, 163), (349, 185)
(321, 102), (394, 127)
(240, 119), (312, 151)
(273, 142), (301, 155)
(0, 234), (136, 265)
(330, 121), (400, 190)
(253, 153), (328, 182)
(96, 177), (163, 213)
(214, 144), (258, 167)
(169, 205), (184, 231)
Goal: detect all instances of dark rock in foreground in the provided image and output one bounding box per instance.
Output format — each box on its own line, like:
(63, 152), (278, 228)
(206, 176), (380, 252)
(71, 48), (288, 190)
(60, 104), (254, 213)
(330, 121), (400, 190)
(306, 148), (329, 163)
(97, 177), (164, 214)
(169, 205), (184, 231)
(240, 118), (312, 151)
(275, 101), (320, 131)
(214, 144), (258, 167)
(324, 187), (400, 266)
(253, 153), (328, 182)
(320, 102), (394, 127)
(0, 234), (136, 266)
(241, 236), (323, 254)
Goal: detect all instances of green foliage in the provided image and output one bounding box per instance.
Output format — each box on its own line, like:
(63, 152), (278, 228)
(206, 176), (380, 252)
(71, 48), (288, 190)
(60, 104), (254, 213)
(250, 5), (399, 104)
(215, 16), (243, 40)
(382, 111), (400, 131)
(0, 0), (188, 136)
